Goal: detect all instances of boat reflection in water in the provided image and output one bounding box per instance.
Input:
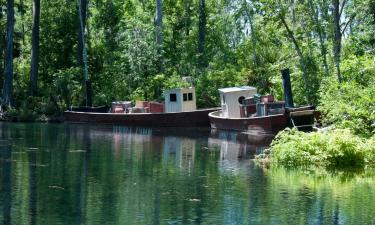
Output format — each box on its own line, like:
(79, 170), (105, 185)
(110, 126), (272, 174)
(209, 129), (273, 159)
(208, 129), (273, 175)
(111, 126), (209, 173)
(163, 136), (196, 173)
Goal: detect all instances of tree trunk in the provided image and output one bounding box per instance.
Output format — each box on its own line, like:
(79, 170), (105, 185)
(30, 0), (40, 96)
(3, 0), (14, 107)
(155, 0), (163, 77)
(0, 9), (4, 77)
(20, 0), (26, 45)
(184, 0), (192, 36)
(78, 0), (91, 106)
(78, 0), (87, 66)
(333, 0), (342, 83)
(291, 0), (296, 25)
(155, 0), (163, 47)
(309, 1), (329, 76)
(243, 0), (257, 65)
(198, 0), (206, 67)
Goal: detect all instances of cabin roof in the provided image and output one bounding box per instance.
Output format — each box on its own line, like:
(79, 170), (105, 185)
(164, 87), (195, 94)
(218, 86), (256, 94)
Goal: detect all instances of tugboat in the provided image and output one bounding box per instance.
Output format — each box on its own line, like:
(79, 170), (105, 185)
(209, 69), (316, 134)
(64, 86), (219, 127)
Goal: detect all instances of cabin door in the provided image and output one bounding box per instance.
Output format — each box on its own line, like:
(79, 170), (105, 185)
(221, 94), (229, 118)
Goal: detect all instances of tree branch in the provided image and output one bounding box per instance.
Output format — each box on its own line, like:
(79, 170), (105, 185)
(279, 15), (303, 59)
(339, 0), (348, 19)
(341, 13), (356, 35)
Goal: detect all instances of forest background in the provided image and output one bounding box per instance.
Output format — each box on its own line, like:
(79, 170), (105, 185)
(0, 0), (374, 130)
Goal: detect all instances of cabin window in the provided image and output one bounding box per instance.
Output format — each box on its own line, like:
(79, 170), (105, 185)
(188, 93), (193, 101)
(183, 93), (193, 101)
(170, 93), (177, 102)
(238, 96), (245, 104)
(222, 95), (226, 104)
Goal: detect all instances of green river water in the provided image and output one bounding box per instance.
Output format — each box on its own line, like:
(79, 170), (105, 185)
(0, 123), (374, 225)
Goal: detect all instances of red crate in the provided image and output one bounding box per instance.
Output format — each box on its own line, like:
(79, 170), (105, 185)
(261, 95), (275, 103)
(149, 102), (164, 113)
(114, 106), (124, 113)
(245, 105), (257, 115)
(136, 101), (150, 108)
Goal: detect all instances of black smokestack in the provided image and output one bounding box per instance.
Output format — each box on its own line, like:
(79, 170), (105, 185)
(281, 69), (294, 108)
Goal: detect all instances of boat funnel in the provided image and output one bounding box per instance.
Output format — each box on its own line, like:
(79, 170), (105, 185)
(281, 69), (294, 108)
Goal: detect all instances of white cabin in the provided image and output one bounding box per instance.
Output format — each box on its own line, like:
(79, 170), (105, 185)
(219, 86), (257, 118)
(164, 87), (197, 113)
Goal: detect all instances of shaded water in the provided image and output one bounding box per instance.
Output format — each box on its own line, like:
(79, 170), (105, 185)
(0, 122), (374, 225)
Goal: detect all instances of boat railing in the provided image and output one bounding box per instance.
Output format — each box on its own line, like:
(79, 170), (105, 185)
(209, 110), (223, 118)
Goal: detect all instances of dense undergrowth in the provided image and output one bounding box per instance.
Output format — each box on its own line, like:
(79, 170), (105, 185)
(257, 128), (375, 169)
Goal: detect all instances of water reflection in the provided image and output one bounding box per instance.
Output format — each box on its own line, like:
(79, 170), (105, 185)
(208, 130), (271, 175)
(1, 140), (12, 225)
(209, 130), (272, 159)
(163, 137), (195, 173)
(0, 123), (374, 225)
(28, 150), (37, 225)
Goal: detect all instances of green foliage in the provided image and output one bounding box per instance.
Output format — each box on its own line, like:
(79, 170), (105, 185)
(4, 96), (59, 122)
(261, 129), (375, 169)
(319, 79), (375, 137)
(341, 54), (375, 86)
(51, 67), (83, 108)
(196, 66), (245, 107)
(2, 0), (375, 122)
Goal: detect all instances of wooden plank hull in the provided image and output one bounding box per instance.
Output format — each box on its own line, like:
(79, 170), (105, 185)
(209, 110), (288, 135)
(64, 108), (219, 127)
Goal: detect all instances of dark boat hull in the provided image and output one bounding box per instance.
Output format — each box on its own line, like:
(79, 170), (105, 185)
(209, 110), (288, 135)
(64, 108), (219, 127)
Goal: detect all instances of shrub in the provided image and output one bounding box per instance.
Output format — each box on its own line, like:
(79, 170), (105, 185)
(262, 128), (374, 169)
(364, 136), (375, 165)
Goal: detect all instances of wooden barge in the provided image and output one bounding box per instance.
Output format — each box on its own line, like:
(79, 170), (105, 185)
(64, 108), (219, 127)
(65, 87), (220, 127)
